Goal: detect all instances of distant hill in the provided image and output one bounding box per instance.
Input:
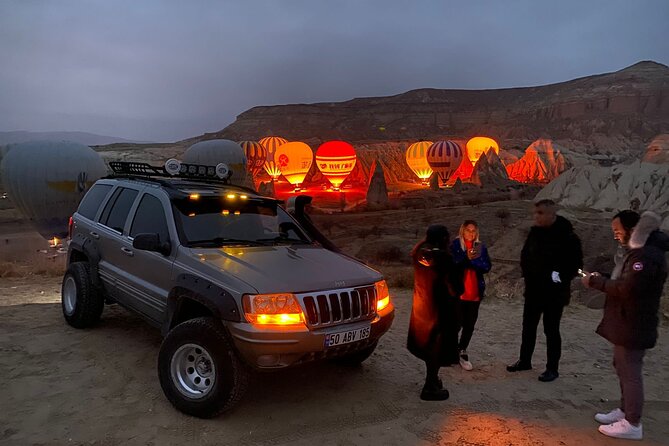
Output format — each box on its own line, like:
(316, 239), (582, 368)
(206, 60), (669, 156)
(0, 131), (150, 147)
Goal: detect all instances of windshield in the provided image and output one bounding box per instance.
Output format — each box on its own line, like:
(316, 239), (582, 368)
(173, 196), (312, 247)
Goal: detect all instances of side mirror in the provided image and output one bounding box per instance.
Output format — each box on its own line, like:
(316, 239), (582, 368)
(133, 233), (171, 256)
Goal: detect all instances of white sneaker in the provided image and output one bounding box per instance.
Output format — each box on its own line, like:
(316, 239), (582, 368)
(595, 408), (625, 424)
(598, 419), (643, 440)
(459, 351), (473, 371)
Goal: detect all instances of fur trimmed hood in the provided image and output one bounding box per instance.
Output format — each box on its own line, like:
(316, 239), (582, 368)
(629, 211), (668, 250)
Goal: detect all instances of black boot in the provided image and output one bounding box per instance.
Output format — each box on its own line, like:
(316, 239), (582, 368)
(506, 359), (532, 372)
(420, 377), (449, 401)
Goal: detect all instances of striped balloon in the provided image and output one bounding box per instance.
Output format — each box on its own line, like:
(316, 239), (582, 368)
(259, 136), (288, 180)
(426, 140), (464, 185)
(315, 141), (357, 190)
(405, 141), (433, 184)
(239, 141), (266, 176)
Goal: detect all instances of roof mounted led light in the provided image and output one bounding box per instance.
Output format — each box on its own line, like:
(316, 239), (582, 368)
(164, 159), (181, 176)
(215, 163), (231, 180)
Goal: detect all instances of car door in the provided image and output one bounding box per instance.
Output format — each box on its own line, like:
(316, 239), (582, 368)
(96, 185), (142, 305)
(121, 190), (176, 324)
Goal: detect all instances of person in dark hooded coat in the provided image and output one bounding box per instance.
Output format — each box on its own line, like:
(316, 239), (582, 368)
(583, 211), (669, 440)
(507, 199), (583, 382)
(407, 224), (463, 401)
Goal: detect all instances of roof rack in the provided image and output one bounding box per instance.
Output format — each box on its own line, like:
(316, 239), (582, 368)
(109, 161), (230, 184)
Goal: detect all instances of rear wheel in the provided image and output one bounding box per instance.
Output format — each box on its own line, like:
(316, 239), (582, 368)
(158, 317), (249, 418)
(61, 262), (104, 328)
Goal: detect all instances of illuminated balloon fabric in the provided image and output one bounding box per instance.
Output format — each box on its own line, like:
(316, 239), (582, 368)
(238, 141), (266, 176)
(183, 139), (249, 186)
(259, 136), (288, 179)
(274, 142), (313, 187)
(466, 136), (500, 164)
(315, 141), (357, 189)
(0, 141), (108, 239)
(405, 141), (433, 181)
(426, 141), (464, 184)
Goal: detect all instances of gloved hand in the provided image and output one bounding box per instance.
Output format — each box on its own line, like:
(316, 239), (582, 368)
(551, 271), (561, 283)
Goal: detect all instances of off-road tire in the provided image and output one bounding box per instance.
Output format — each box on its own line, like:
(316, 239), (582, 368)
(332, 342), (378, 366)
(158, 317), (249, 418)
(61, 262), (104, 328)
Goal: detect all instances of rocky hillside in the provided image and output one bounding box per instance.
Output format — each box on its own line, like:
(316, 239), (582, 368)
(210, 61), (669, 156)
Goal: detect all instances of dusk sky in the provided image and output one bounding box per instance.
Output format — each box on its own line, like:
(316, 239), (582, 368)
(1, 0), (668, 142)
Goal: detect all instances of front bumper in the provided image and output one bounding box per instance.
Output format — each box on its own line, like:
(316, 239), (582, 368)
(226, 303), (395, 369)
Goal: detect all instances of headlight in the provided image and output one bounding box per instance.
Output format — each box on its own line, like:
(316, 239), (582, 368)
(375, 280), (391, 312)
(242, 293), (305, 326)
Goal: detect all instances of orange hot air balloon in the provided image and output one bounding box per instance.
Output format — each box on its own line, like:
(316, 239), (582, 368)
(274, 141), (313, 191)
(405, 141), (434, 184)
(315, 141), (357, 191)
(426, 140), (464, 185)
(466, 136), (500, 164)
(239, 141), (266, 176)
(259, 136), (288, 180)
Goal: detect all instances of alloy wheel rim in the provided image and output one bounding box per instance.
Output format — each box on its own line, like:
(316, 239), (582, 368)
(170, 343), (216, 399)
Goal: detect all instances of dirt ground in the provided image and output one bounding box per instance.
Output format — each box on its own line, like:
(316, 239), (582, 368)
(1, 276), (669, 446)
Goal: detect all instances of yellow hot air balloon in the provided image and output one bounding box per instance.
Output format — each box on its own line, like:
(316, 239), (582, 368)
(259, 136), (288, 180)
(405, 141), (433, 185)
(274, 141), (313, 191)
(466, 136), (500, 164)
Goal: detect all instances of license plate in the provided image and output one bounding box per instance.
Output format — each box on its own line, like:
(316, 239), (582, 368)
(324, 325), (371, 348)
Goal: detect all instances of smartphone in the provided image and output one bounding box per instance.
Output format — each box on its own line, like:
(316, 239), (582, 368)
(577, 268), (588, 277)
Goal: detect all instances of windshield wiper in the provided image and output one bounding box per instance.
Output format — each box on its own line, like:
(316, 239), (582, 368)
(187, 237), (268, 247)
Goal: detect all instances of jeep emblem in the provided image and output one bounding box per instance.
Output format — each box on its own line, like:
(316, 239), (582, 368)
(334, 280), (346, 288)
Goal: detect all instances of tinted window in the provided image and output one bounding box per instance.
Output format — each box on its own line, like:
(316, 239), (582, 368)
(130, 194), (170, 243)
(78, 184), (112, 220)
(100, 188), (139, 233)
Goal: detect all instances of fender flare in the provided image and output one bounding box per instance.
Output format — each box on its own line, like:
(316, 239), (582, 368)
(68, 235), (102, 288)
(163, 274), (242, 335)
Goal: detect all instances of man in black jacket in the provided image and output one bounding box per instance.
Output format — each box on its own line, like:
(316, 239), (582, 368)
(583, 211), (669, 441)
(507, 199), (583, 382)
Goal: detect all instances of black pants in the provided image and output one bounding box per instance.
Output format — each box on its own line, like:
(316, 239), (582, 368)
(456, 300), (481, 351)
(519, 299), (564, 371)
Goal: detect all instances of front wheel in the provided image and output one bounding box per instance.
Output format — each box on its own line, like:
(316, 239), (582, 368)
(158, 317), (249, 418)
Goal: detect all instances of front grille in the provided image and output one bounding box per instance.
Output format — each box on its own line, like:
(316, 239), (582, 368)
(300, 285), (377, 327)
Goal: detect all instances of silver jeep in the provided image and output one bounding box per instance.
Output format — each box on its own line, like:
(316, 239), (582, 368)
(61, 161), (394, 418)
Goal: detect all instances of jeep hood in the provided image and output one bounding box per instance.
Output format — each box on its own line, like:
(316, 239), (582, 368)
(189, 245), (383, 294)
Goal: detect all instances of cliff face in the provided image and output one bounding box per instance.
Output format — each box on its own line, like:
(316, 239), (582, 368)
(211, 61), (669, 155)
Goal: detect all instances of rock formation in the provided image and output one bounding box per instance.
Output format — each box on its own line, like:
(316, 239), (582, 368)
(212, 61), (669, 157)
(643, 134), (669, 164)
(471, 150), (510, 186)
(506, 139), (568, 184)
(536, 161), (669, 229)
(366, 160), (388, 205)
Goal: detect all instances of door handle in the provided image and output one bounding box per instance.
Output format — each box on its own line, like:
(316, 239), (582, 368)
(89, 231), (100, 239)
(121, 247), (134, 257)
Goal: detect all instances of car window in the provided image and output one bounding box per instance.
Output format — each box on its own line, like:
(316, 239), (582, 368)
(100, 187), (139, 233)
(172, 196), (311, 247)
(78, 184), (112, 220)
(130, 194), (170, 243)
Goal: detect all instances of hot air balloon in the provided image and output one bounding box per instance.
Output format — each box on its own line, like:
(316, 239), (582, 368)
(259, 136), (288, 180)
(274, 141), (313, 191)
(0, 141), (108, 239)
(315, 141), (357, 191)
(405, 141), (433, 185)
(183, 139), (250, 187)
(426, 140), (464, 185)
(238, 140), (266, 176)
(466, 136), (500, 164)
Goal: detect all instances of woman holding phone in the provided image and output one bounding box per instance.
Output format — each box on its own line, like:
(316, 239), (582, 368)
(450, 220), (492, 370)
